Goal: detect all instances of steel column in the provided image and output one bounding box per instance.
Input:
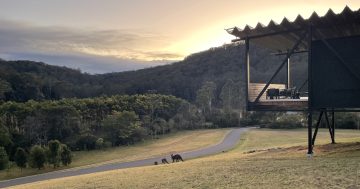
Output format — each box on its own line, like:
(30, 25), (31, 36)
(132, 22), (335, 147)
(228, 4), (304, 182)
(308, 111), (313, 155)
(307, 25), (313, 155)
(324, 111), (335, 144)
(244, 38), (250, 109)
(286, 55), (290, 89)
(312, 111), (323, 145)
(332, 110), (335, 143)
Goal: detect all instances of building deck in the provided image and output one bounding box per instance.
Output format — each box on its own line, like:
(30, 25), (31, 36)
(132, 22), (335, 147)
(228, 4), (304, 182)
(248, 99), (308, 111)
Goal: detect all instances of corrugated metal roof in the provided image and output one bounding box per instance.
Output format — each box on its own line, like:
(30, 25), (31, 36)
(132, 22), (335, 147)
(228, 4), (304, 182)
(226, 6), (360, 51)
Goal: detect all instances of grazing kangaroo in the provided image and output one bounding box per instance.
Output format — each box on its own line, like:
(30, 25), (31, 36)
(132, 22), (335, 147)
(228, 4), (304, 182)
(171, 154), (184, 162)
(161, 158), (169, 164)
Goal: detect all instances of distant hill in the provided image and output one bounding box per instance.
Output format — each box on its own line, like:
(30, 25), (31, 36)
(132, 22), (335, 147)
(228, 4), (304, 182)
(0, 60), (99, 101)
(0, 43), (307, 103)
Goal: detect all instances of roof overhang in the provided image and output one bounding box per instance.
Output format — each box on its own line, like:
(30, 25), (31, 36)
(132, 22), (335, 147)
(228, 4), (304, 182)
(226, 6), (360, 52)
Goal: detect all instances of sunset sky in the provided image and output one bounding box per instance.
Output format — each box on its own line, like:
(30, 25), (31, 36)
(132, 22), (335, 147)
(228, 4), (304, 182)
(0, 0), (359, 73)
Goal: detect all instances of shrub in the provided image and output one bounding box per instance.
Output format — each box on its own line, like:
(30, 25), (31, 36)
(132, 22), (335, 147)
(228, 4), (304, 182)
(76, 134), (97, 150)
(47, 140), (61, 168)
(335, 112), (359, 129)
(0, 147), (9, 170)
(208, 111), (240, 128)
(29, 145), (46, 170)
(60, 145), (72, 166)
(267, 114), (304, 129)
(95, 138), (104, 149)
(14, 147), (27, 170)
(104, 141), (112, 149)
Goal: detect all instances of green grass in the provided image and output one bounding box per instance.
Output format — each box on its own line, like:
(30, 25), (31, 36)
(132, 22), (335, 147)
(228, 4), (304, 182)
(235, 128), (360, 152)
(11, 128), (360, 189)
(0, 128), (230, 181)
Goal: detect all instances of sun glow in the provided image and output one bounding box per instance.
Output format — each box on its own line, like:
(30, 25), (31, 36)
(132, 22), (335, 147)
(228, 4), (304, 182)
(165, 24), (234, 58)
(73, 45), (183, 61)
(165, 3), (356, 60)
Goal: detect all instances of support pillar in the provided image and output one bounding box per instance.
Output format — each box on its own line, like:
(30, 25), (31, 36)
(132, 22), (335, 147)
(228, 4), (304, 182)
(324, 111), (335, 144)
(332, 110), (335, 143)
(244, 38), (250, 108)
(307, 26), (313, 156)
(286, 55), (290, 89)
(307, 111), (313, 155)
(312, 111), (324, 145)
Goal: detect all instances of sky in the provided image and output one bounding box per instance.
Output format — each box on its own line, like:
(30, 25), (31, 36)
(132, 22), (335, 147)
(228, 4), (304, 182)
(0, 0), (359, 74)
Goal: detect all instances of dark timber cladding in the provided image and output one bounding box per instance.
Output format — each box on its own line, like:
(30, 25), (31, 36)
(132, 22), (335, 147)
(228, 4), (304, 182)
(226, 6), (360, 155)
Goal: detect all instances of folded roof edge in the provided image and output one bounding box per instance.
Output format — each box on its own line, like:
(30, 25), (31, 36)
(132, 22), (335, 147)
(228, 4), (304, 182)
(226, 6), (360, 51)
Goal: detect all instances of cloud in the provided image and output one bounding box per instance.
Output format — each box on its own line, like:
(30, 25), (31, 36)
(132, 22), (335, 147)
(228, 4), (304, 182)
(0, 20), (181, 73)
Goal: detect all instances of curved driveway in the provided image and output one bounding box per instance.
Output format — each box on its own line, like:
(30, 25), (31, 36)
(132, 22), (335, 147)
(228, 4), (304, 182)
(0, 127), (248, 188)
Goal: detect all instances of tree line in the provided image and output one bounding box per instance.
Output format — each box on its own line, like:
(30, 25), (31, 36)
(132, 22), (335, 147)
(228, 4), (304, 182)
(0, 94), (210, 169)
(0, 139), (72, 171)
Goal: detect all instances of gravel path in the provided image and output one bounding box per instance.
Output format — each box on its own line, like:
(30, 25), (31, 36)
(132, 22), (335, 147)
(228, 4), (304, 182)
(0, 127), (248, 188)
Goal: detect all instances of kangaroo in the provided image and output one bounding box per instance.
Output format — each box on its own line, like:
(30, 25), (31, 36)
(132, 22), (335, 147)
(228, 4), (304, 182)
(171, 154), (184, 162)
(161, 158), (169, 164)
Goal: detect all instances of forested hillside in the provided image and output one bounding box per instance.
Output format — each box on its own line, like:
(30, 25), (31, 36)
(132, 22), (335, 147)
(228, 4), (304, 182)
(0, 43), (308, 104)
(0, 60), (98, 101)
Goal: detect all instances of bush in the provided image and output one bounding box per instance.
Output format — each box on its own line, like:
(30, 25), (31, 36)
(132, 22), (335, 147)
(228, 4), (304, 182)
(14, 147), (27, 170)
(335, 113), (359, 129)
(131, 127), (147, 143)
(29, 145), (46, 169)
(47, 140), (61, 168)
(60, 145), (72, 166)
(267, 114), (304, 129)
(76, 134), (97, 150)
(95, 138), (104, 149)
(0, 147), (9, 170)
(207, 111), (240, 128)
(104, 141), (112, 148)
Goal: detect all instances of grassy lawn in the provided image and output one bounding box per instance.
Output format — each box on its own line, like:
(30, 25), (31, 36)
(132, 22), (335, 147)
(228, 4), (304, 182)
(0, 128), (230, 181)
(12, 128), (360, 189)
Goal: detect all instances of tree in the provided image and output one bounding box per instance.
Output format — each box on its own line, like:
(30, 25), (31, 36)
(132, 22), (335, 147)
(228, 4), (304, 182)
(0, 147), (9, 170)
(95, 138), (104, 149)
(151, 118), (168, 136)
(47, 140), (61, 168)
(102, 111), (141, 145)
(14, 147), (27, 170)
(29, 145), (46, 170)
(44, 106), (80, 141)
(196, 81), (216, 114)
(0, 79), (12, 100)
(76, 134), (97, 150)
(60, 145), (72, 166)
(0, 120), (12, 149)
(219, 79), (235, 113)
(173, 102), (205, 130)
(219, 80), (244, 127)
